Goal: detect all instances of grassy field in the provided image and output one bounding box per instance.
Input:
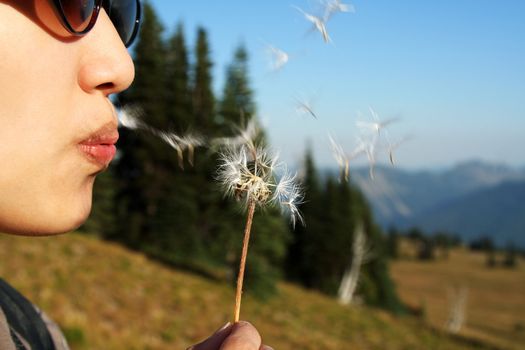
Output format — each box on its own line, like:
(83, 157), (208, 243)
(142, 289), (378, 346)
(0, 232), (498, 349)
(391, 247), (525, 350)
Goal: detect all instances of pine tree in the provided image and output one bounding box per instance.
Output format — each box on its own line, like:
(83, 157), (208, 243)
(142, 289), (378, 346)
(114, 2), (169, 247)
(286, 149), (404, 313)
(165, 22), (192, 132)
(219, 44), (255, 135)
(142, 21), (205, 263)
(188, 27), (222, 266)
(192, 27), (215, 136)
(386, 227), (400, 259)
(354, 190), (404, 314)
(286, 145), (323, 284)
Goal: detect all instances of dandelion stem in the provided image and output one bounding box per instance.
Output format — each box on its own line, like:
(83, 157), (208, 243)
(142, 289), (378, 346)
(233, 200), (256, 323)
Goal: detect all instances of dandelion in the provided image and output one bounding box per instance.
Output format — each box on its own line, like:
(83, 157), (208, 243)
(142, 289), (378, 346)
(217, 142), (303, 322)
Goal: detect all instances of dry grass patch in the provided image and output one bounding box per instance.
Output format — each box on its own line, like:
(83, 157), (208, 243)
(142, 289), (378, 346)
(1, 233), (487, 349)
(391, 247), (525, 350)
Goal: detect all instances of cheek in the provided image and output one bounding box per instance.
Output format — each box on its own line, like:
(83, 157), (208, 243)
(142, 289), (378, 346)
(0, 55), (90, 235)
(0, 164), (95, 235)
(0, 5), (96, 235)
(0, 136), (95, 234)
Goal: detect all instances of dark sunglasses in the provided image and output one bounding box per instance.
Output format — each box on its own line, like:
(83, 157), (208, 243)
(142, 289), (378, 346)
(50, 0), (141, 47)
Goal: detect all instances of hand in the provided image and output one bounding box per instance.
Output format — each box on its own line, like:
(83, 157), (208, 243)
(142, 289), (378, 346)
(187, 321), (273, 350)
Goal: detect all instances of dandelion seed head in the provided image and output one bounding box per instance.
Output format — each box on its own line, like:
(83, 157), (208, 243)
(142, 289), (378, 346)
(217, 143), (304, 226)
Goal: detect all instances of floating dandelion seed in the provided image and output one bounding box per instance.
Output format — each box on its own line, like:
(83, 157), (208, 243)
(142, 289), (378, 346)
(329, 135), (350, 181)
(350, 133), (379, 180)
(159, 131), (205, 168)
(294, 96), (319, 119)
(212, 118), (260, 150)
(387, 135), (412, 165)
(329, 133), (379, 181)
(273, 170), (305, 227)
(266, 44), (290, 72)
(356, 107), (400, 135)
(116, 105), (205, 168)
(293, 5), (331, 43)
(217, 141), (303, 323)
(117, 105), (147, 130)
(329, 108), (408, 180)
(353, 108), (405, 179)
(322, 0), (355, 21)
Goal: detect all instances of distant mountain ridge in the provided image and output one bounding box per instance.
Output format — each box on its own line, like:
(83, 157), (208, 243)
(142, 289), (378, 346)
(342, 161), (525, 247)
(408, 180), (525, 246)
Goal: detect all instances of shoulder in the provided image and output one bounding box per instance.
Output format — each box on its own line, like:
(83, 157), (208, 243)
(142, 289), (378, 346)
(0, 306), (17, 350)
(33, 305), (70, 350)
(0, 279), (70, 350)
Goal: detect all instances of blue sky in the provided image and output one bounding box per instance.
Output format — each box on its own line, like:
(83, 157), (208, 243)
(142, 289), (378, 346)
(147, 0), (525, 170)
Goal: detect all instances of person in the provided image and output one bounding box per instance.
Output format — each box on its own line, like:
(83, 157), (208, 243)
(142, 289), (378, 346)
(0, 1), (272, 349)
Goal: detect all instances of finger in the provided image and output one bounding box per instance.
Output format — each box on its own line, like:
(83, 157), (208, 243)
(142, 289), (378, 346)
(260, 345), (274, 350)
(187, 322), (233, 350)
(220, 321), (262, 350)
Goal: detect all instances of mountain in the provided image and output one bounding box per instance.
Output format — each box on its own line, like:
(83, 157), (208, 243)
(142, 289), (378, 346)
(345, 161), (525, 246)
(409, 180), (525, 246)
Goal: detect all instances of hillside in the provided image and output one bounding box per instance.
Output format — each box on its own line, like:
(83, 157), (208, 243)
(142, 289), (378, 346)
(391, 247), (525, 350)
(0, 232), (486, 350)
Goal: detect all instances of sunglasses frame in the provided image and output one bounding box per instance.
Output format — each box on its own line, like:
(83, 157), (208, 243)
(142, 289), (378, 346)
(50, 0), (141, 47)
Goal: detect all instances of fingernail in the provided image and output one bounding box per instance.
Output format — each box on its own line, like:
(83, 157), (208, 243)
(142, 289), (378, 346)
(262, 346), (275, 350)
(216, 322), (232, 333)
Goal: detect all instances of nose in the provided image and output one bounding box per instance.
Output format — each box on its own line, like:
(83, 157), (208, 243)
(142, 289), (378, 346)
(77, 10), (135, 96)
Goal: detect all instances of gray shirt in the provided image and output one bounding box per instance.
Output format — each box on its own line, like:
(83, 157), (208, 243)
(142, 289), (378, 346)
(0, 305), (69, 350)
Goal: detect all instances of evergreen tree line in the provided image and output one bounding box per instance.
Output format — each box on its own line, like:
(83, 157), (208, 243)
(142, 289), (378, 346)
(386, 227), (463, 261)
(83, 3), (402, 311)
(386, 226), (521, 269)
(469, 237), (520, 269)
(287, 148), (403, 313)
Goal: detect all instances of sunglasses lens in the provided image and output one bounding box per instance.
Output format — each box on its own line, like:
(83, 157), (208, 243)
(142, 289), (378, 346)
(106, 0), (140, 47)
(60, 0), (97, 32)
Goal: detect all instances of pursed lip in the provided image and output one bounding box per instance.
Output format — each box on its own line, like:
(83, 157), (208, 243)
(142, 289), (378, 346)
(78, 123), (119, 168)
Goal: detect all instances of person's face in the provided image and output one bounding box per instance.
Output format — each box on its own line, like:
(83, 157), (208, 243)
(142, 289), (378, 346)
(0, 1), (135, 235)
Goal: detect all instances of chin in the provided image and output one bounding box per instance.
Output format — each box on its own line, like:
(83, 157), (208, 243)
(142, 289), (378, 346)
(2, 209), (91, 236)
(42, 189), (94, 235)
(0, 183), (94, 237)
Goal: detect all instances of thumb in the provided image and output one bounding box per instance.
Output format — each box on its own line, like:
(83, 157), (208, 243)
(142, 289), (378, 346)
(187, 323), (233, 350)
(219, 321), (262, 350)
